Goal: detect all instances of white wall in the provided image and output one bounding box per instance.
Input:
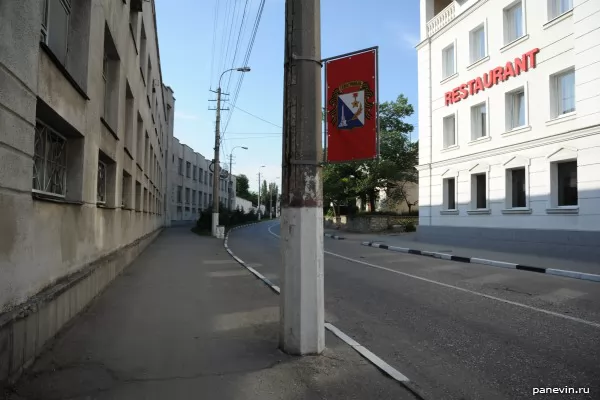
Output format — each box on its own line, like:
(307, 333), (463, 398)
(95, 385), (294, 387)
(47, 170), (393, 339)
(418, 0), (600, 231)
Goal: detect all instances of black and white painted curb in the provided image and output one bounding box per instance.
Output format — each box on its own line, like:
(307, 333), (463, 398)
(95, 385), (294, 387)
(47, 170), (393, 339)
(324, 233), (345, 240)
(225, 224), (427, 399)
(362, 242), (600, 283)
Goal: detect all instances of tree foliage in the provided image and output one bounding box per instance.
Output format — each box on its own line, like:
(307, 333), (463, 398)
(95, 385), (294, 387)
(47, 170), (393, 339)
(323, 94), (418, 212)
(236, 174), (251, 200)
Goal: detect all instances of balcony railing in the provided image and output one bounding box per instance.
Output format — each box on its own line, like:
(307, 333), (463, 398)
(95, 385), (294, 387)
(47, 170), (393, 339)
(426, 1), (456, 37)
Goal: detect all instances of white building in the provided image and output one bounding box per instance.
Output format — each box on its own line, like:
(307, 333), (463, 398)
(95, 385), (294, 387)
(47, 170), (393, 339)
(167, 138), (236, 225)
(235, 196), (254, 213)
(417, 0), (600, 258)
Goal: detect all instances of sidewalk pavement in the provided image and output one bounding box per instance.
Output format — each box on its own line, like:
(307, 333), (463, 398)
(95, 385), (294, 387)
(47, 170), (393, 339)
(325, 229), (600, 276)
(6, 226), (417, 400)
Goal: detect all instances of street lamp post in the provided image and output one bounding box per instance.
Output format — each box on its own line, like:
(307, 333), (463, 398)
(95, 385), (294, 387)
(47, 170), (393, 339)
(229, 146), (248, 210)
(270, 176), (280, 219)
(212, 67), (250, 237)
(257, 165), (265, 220)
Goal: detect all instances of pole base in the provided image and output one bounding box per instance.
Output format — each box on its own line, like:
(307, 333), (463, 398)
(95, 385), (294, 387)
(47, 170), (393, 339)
(211, 212), (219, 237)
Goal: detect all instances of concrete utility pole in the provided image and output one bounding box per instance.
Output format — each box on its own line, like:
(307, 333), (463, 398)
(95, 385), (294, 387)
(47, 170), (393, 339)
(257, 165), (265, 220)
(229, 146), (248, 210)
(280, 0), (324, 355)
(211, 67), (250, 237)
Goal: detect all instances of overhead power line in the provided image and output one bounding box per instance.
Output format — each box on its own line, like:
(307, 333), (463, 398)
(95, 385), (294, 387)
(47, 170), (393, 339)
(226, 102), (282, 128)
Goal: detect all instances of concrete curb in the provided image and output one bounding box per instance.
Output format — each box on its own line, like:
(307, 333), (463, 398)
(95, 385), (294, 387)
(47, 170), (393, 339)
(225, 223), (427, 399)
(324, 233), (345, 240)
(361, 242), (600, 283)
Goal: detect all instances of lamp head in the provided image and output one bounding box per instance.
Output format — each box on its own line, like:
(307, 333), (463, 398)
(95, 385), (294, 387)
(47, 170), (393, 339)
(237, 67), (251, 72)
(242, 146), (248, 150)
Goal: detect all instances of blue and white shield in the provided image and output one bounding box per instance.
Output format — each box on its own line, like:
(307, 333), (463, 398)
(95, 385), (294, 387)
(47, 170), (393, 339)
(337, 91), (365, 130)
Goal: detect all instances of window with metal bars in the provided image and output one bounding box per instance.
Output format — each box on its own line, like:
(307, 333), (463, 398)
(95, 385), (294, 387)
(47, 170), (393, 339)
(33, 122), (67, 197)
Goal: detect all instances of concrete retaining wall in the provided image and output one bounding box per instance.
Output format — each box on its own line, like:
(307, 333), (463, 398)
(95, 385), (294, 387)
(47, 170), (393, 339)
(324, 215), (418, 232)
(0, 228), (162, 389)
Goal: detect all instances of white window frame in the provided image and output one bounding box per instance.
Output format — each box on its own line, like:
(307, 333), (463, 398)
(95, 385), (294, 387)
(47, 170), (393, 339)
(502, 156), (531, 213)
(443, 113), (457, 149)
(547, 0), (573, 21)
(467, 163), (491, 214)
(469, 23), (487, 65)
(504, 0), (526, 45)
(33, 121), (68, 197)
(441, 170), (459, 214)
(550, 68), (576, 119)
(505, 85), (528, 131)
(97, 160), (107, 204)
(441, 41), (456, 80)
(470, 100), (488, 141)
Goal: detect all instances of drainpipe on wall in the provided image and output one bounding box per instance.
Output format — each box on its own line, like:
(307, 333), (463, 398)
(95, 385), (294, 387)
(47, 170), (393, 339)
(428, 36), (433, 228)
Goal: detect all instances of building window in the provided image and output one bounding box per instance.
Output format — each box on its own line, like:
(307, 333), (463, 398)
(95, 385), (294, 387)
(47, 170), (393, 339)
(471, 102), (487, 140)
(124, 83), (135, 154)
(548, 0), (573, 20)
(209, 173), (213, 186)
(178, 158), (183, 175)
(471, 173), (487, 209)
(185, 188), (190, 204)
(554, 161), (578, 206)
(41, 0), (71, 63)
(443, 178), (456, 210)
(442, 43), (455, 79)
(199, 168), (204, 183)
(129, 5), (139, 46)
(33, 122), (67, 197)
(506, 87), (526, 130)
(135, 181), (142, 211)
(504, 1), (524, 45)
(469, 24), (486, 64)
(204, 171), (208, 184)
(97, 161), (107, 204)
(102, 25), (120, 130)
(186, 161), (191, 178)
(177, 185), (182, 203)
(122, 171), (132, 208)
(443, 114), (456, 148)
(507, 168), (526, 208)
(550, 69), (575, 118)
(139, 21), (147, 80)
(147, 59), (153, 98)
(193, 166), (197, 180)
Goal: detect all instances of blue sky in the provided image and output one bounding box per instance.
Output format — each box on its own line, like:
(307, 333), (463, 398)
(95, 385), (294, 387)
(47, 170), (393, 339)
(155, 0), (420, 192)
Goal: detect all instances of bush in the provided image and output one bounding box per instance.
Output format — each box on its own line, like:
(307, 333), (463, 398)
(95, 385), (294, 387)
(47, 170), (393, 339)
(196, 206), (259, 232)
(403, 220), (416, 232)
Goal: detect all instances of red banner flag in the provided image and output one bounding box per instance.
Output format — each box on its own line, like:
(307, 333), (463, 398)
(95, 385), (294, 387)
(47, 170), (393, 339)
(325, 48), (378, 163)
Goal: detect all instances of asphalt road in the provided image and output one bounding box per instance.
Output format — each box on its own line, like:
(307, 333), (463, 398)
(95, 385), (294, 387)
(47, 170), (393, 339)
(227, 222), (600, 400)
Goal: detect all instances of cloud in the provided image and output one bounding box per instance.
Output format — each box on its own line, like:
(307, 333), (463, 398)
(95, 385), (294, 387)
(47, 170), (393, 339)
(174, 111), (199, 120)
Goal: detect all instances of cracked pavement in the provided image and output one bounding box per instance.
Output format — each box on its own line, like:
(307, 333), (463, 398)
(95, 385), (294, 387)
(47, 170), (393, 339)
(5, 226), (418, 400)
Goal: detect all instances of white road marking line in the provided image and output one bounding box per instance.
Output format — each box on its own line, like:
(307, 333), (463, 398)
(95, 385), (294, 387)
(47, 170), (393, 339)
(324, 250), (600, 330)
(202, 260), (238, 264)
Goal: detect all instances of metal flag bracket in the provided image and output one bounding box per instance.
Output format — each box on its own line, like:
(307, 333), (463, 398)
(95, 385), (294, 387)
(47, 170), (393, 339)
(291, 53), (323, 67)
(289, 159), (326, 166)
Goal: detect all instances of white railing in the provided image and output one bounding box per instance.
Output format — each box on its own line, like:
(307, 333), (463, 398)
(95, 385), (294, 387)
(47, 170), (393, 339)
(426, 2), (456, 37)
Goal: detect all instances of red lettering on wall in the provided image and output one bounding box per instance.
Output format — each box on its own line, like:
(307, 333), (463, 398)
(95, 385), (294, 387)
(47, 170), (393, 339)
(482, 73), (494, 89)
(444, 48), (540, 106)
(445, 91), (454, 106)
(459, 83), (469, 99)
(504, 62), (516, 80)
(474, 77), (484, 93)
(514, 56), (527, 75)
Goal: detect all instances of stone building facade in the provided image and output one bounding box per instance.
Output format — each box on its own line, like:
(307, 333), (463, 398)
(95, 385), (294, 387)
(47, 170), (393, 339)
(167, 137), (237, 225)
(0, 0), (173, 385)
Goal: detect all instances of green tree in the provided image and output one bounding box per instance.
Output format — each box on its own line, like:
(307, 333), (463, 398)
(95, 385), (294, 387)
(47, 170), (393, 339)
(322, 94), (417, 212)
(236, 174), (251, 200)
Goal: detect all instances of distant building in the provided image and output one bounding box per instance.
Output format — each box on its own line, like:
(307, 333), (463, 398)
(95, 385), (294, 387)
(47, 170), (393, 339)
(167, 138), (236, 225)
(416, 0), (600, 257)
(235, 197), (254, 213)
